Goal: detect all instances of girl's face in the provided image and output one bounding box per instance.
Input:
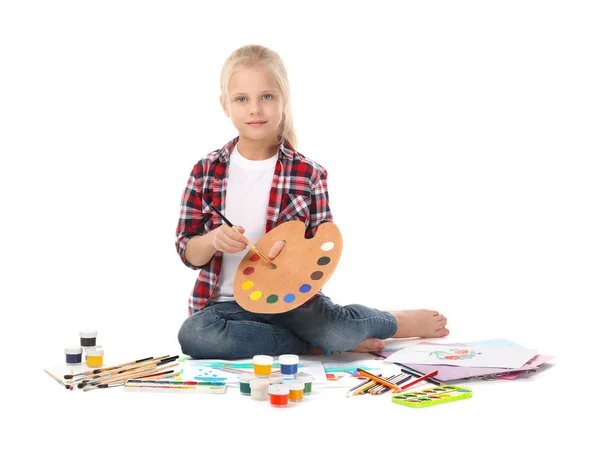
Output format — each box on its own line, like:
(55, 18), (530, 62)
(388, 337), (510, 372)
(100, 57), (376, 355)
(222, 66), (283, 144)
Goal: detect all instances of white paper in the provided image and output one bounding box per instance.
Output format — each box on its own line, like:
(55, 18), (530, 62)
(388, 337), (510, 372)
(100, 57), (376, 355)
(320, 359), (402, 388)
(181, 358), (328, 385)
(384, 344), (537, 369)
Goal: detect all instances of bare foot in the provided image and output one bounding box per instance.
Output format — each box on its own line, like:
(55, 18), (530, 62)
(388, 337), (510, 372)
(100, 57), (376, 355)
(389, 309), (449, 339)
(351, 338), (386, 353)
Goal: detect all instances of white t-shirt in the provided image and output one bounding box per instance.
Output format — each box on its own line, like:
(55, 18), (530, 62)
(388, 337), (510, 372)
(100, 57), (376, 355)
(213, 144), (278, 301)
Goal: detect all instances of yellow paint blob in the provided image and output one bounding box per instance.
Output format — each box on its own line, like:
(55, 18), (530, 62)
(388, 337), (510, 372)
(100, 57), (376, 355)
(241, 281), (254, 290)
(250, 291), (262, 300)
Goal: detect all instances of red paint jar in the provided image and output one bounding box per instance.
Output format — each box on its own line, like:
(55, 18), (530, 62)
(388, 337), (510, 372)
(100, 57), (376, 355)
(269, 384), (289, 407)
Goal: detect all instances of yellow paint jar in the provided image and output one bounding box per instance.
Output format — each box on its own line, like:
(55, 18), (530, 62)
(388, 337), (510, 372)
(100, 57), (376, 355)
(253, 355), (273, 377)
(86, 348), (104, 367)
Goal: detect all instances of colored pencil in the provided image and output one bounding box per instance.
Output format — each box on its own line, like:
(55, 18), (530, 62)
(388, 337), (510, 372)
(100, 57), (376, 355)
(367, 373), (406, 395)
(398, 370), (440, 391)
(358, 374), (393, 395)
(393, 362), (443, 385)
(346, 373), (381, 394)
(363, 373), (400, 395)
(375, 374), (413, 395)
(209, 204), (275, 268)
(356, 368), (402, 392)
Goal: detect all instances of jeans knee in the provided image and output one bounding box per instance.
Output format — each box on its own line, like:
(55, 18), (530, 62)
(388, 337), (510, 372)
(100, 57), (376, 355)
(177, 310), (223, 359)
(307, 327), (365, 354)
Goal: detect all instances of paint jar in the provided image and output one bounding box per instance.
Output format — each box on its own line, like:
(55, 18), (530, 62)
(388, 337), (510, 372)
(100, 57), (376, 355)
(79, 329), (98, 347)
(65, 346), (82, 365)
(269, 383), (290, 407)
(268, 372), (284, 384)
(249, 378), (270, 400)
(278, 354), (299, 377)
(287, 380), (304, 402)
(86, 348), (104, 367)
(296, 372), (314, 394)
(238, 373), (255, 395)
(252, 355), (273, 377)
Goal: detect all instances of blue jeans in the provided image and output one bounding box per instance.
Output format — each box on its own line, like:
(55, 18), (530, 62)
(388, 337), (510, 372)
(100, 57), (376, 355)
(177, 295), (398, 359)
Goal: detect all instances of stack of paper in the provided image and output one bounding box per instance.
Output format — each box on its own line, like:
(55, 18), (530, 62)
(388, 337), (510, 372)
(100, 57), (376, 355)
(382, 339), (554, 382)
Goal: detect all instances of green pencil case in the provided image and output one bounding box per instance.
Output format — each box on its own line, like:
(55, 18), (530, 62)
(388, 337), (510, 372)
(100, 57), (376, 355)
(391, 385), (472, 408)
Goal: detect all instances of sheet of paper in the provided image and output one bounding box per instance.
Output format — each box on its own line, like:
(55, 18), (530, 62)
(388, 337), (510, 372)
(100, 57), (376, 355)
(320, 359), (402, 388)
(384, 344), (538, 369)
(180, 358), (328, 386)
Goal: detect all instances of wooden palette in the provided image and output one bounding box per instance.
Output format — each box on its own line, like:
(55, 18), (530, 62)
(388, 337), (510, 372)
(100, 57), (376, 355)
(233, 221), (343, 314)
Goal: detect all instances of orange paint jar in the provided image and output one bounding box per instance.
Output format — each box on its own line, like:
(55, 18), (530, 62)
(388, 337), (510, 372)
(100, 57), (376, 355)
(287, 380), (304, 402)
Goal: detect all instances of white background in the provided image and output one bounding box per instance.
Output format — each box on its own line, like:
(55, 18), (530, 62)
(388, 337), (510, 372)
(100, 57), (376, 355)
(1, 1), (598, 459)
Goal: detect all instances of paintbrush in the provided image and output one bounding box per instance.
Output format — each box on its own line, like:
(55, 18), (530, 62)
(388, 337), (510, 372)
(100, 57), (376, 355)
(84, 364), (178, 390)
(209, 204), (276, 269)
(63, 355), (167, 380)
(44, 369), (68, 389)
(88, 371), (179, 391)
(75, 356), (179, 389)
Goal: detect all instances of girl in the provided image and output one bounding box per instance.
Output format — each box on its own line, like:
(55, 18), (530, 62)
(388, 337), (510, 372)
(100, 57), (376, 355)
(176, 45), (449, 359)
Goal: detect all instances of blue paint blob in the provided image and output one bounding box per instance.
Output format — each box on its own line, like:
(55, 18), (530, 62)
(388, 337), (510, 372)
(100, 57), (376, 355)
(284, 294), (296, 303)
(299, 284), (311, 293)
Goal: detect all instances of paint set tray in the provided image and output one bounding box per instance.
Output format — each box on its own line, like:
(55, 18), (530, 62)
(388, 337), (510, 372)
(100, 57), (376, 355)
(391, 385), (472, 408)
(124, 379), (227, 393)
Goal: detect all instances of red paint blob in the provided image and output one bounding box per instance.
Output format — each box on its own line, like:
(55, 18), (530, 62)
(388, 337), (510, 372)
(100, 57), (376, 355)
(249, 254), (261, 262)
(243, 267), (255, 275)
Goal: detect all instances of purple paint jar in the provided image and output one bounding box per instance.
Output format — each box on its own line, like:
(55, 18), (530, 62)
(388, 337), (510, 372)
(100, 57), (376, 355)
(65, 346), (82, 365)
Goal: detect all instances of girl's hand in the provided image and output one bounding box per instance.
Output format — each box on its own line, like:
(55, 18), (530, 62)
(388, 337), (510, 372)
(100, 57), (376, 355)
(211, 225), (248, 254)
(268, 240), (286, 259)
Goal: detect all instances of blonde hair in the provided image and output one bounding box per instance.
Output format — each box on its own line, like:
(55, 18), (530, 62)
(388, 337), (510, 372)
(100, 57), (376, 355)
(220, 44), (298, 148)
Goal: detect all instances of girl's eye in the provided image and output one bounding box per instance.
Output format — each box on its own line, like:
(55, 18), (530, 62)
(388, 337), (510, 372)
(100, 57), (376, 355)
(236, 97), (247, 103)
(263, 94), (273, 100)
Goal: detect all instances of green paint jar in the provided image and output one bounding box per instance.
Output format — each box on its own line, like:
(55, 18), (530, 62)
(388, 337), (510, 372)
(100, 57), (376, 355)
(296, 372), (313, 394)
(239, 373), (255, 395)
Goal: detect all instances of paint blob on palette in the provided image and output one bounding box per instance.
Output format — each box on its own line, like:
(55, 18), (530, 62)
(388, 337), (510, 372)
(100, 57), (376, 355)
(234, 220), (343, 314)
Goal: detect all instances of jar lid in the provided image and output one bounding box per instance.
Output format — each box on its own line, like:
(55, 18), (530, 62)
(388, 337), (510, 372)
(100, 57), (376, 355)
(249, 378), (270, 389)
(248, 379), (269, 390)
(269, 384), (290, 395)
(86, 348), (104, 356)
(65, 346), (82, 354)
(286, 379), (304, 391)
(296, 372), (313, 382)
(238, 373), (255, 384)
(252, 355), (273, 365)
(79, 330), (98, 338)
(278, 354), (299, 365)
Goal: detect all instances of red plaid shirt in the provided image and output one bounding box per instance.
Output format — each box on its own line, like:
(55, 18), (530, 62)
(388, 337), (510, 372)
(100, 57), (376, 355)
(176, 136), (333, 315)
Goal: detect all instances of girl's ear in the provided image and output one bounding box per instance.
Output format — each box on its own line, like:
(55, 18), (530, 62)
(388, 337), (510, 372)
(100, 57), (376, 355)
(220, 95), (230, 117)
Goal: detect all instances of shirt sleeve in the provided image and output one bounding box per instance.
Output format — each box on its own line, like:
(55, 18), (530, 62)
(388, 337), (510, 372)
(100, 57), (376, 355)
(306, 164), (333, 238)
(175, 163), (206, 270)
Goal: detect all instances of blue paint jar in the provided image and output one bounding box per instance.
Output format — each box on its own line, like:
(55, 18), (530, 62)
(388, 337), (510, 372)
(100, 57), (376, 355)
(65, 346), (82, 365)
(278, 354), (299, 377)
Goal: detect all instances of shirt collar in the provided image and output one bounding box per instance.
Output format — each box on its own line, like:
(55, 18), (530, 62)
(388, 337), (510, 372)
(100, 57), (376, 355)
(217, 136), (295, 162)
